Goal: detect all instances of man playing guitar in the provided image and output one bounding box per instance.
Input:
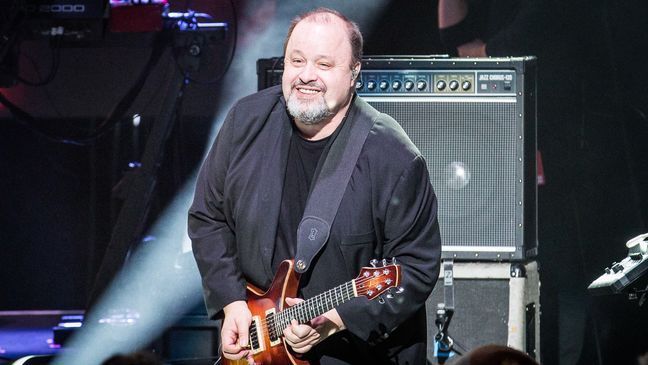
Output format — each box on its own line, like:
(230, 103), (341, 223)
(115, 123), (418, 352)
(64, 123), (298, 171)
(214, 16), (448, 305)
(188, 7), (441, 364)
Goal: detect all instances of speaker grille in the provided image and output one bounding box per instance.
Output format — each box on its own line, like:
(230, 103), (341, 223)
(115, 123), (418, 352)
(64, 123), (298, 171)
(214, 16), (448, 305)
(368, 99), (519, 251)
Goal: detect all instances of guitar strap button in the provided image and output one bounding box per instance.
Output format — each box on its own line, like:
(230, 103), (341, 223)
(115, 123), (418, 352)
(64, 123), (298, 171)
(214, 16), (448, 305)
(296, 260), (306, 271)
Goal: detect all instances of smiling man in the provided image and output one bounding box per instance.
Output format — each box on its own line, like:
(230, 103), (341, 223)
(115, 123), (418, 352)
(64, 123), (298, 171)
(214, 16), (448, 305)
(189, 7), (441, 364)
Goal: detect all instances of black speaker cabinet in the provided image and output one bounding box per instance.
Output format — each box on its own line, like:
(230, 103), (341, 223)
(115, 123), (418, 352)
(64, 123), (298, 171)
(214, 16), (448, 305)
(156, 315), (220, 364)
(257, 56), (537, 261)
(426, 261), (541, 364)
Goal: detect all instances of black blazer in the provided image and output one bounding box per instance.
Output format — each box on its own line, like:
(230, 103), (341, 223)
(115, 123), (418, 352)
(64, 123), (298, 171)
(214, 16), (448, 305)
(189, 85), (442, 363)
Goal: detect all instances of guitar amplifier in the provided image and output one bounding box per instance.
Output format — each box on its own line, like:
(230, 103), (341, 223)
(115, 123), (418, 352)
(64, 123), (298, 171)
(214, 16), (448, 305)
(257, 56), (537, 261)
(425, 261), (541, 363)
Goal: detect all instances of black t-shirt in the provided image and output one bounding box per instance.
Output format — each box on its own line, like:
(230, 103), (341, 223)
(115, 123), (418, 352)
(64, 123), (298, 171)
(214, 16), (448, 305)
(271, 130), (329, 273)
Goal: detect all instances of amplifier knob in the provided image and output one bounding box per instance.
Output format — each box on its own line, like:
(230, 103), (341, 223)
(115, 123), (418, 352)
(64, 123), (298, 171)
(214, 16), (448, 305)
(436, 80), (446, 91)
(379, 80), (389, 90)
(417, 80), (427, 91)
(392, 80), (402, 90)
(404, 80), (415, 90)
(355, 80), (364, 90)
(367, 80), (377, 90)
(462, 80), (472, 91)
(449, 80), (459, 91)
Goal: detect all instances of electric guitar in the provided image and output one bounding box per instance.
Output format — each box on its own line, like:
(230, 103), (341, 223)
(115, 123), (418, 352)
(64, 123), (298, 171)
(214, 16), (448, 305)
(222, 259), (402, 365)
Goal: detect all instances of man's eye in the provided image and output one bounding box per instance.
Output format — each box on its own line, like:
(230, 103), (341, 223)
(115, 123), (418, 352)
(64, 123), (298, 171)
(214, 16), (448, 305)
(318, 63), (332, 69)
(292, 59), (304, 65)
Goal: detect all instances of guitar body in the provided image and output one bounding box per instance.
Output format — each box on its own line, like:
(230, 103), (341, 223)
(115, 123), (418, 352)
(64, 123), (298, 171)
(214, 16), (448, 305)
(222, 260), (309, 365)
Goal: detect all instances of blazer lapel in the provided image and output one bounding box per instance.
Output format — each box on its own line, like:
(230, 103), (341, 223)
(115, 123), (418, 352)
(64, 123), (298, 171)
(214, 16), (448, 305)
(255, 100), (293, 280)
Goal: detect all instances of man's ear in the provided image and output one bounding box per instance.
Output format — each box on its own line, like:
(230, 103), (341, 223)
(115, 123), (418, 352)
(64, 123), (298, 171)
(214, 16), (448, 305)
(351, 63), (361, 80)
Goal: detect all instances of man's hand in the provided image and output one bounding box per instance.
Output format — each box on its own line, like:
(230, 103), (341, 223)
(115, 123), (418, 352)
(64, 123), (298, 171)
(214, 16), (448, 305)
(282, 297), (346, 354)
(221, 300), (254, 364)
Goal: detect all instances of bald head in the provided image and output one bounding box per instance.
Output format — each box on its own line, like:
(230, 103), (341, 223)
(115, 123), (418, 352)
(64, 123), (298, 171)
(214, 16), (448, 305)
(283, 7), (363, 67)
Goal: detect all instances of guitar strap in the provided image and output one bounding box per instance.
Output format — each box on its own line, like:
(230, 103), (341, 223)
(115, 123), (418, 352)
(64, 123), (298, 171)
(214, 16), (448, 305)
(294, 97), (379, 273)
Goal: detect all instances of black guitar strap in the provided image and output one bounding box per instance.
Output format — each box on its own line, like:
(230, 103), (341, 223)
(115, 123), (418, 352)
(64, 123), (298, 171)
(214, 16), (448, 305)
(294, 98), (379, 273)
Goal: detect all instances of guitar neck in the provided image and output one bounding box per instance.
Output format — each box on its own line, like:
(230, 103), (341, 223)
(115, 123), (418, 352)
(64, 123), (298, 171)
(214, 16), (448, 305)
(273, 279), (357, 334)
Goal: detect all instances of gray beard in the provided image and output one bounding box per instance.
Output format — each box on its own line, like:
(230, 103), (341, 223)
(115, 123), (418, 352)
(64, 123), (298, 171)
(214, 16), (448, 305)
(286, 93), (333, 125)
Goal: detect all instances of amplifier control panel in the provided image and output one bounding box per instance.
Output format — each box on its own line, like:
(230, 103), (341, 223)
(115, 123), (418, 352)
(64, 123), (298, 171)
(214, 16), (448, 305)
(355, 70), (517, 96)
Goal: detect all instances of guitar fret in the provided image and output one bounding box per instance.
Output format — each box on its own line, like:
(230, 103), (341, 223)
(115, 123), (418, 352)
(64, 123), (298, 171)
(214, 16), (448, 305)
(327, 290), (333, 311)
(335, 286), (340, 306)
(300, 303), (308, 323)
(311, 296), (317, 317)
(345, 281), (352, 301)
(320, 293), (327, 314)
(305, 301), (311, 321)
(284, 308), (292, 329)
(295, 305), (299, 322)
(306, 300), (312, 320)
(336, 287), (340, 306)
(324, 290), (330, 312)
(315, 294), (324, 316)
(347, 285), (353, 299)
(296, 305), (303, 324)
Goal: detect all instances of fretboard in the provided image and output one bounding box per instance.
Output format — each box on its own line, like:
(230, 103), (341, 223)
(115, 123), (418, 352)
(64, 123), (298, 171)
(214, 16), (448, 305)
(269, 279), (357, 337)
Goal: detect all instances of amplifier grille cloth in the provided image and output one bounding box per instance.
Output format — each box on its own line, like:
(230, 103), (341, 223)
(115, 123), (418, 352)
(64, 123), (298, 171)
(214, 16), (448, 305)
(368, 100), (518, 249)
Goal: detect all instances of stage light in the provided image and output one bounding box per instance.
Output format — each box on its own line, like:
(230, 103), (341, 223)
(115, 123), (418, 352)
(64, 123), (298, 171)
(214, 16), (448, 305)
(51, 183), (202, 364)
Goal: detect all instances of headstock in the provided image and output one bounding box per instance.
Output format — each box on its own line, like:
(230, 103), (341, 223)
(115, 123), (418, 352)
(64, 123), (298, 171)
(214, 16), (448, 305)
(354, 259), (402, 300)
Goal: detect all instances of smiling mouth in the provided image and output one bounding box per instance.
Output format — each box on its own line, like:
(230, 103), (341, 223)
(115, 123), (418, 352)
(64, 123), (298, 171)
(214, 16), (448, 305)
(296, 88), (320, 95)
(293, 81), (324, 96)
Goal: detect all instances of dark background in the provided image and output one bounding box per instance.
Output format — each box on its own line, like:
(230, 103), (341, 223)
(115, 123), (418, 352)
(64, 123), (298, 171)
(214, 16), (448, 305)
(1, 0), (647, 364)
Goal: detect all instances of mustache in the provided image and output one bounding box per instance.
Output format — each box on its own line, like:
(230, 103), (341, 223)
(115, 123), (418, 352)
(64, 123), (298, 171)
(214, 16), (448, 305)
(292, 80), (326, 91)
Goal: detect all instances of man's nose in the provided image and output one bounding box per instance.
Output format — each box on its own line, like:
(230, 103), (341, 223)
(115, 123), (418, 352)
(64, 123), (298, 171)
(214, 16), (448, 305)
(298, 62), (318, 83)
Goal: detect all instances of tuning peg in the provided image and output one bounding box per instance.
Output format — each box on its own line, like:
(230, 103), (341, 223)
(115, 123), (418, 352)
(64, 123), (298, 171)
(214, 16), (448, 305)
(382, 258), (388, 266)
(391, 257), (398, 265)
(378, 296), (385, 304)
(386, 293), (394, 299)
(370, 259), (379, 267)
(395, 287), (405, 294)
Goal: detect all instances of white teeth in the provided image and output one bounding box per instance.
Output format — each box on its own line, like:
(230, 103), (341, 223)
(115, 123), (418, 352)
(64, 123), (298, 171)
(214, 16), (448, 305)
(298, 89), (319, 94)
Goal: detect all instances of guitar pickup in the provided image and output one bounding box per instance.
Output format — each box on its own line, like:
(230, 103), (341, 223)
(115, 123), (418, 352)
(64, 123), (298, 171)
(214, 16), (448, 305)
(265, 308), (282, 347)
(249, 315), (265, 354)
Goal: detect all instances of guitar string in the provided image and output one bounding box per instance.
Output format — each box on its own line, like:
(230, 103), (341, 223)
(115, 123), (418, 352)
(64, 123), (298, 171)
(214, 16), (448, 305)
(252, 273), (391, 328)
(246, 271), (398, 344)
(249, 280), (356, 341)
